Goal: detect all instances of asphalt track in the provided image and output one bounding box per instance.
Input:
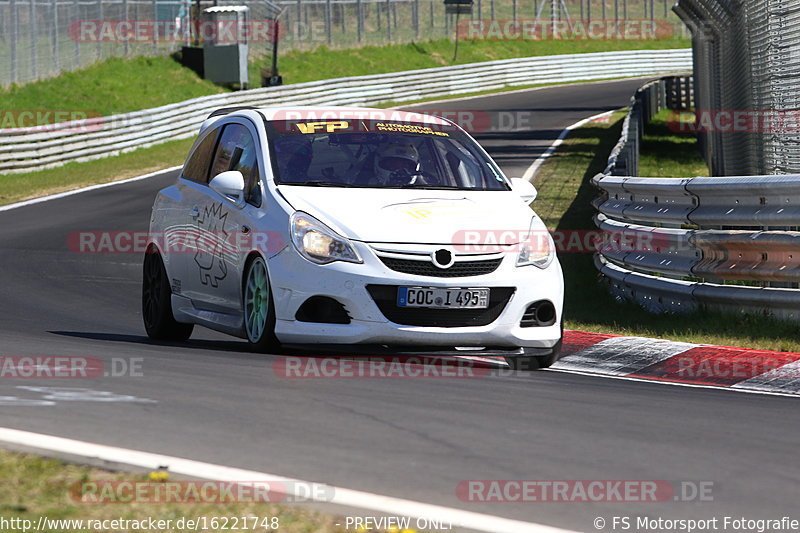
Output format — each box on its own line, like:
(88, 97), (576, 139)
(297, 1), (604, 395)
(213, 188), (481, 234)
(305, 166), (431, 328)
(1, 78), (798, 532)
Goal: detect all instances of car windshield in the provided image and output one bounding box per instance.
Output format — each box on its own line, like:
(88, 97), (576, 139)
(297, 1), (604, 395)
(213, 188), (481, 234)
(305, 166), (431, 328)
(265, 118), (510, 190)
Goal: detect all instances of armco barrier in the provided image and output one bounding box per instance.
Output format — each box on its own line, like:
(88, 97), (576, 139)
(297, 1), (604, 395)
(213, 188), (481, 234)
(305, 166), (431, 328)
(0, 48), (692, 175)
(593, 77), (800, 322)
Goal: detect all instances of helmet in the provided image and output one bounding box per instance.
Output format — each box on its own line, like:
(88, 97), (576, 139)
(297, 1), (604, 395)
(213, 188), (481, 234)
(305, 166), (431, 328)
(373, 143), (421, 185)
(275, 136), (313, 182)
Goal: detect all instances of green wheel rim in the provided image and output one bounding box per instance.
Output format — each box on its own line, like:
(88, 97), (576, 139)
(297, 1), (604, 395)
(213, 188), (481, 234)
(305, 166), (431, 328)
(245, 258), (269, 342)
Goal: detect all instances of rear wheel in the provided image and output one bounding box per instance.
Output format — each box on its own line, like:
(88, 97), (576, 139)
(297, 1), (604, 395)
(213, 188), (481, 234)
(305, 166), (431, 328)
(243, 256), (279, 352)
(142, 249), (194, 341)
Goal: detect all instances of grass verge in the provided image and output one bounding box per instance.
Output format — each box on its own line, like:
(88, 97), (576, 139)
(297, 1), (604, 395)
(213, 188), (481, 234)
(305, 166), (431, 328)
(0, 448), (408, 533)
(534, 111), (800, 352)
(0, 138), (193, 206)
(1, 37), (690, 120)
(0, 56), (226, 119)
(273, 37), (691, 85)
(637, 109), (708, 177)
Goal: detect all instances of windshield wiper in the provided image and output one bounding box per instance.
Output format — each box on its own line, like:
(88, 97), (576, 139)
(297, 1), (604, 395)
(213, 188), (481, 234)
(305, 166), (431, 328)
(284, 180), (351, 187)
(398, 184), (461, 189)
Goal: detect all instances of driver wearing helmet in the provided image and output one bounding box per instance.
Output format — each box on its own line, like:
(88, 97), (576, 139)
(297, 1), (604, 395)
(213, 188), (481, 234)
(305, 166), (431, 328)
(373, 143), (426, 186)
(275, 136), (313, 182)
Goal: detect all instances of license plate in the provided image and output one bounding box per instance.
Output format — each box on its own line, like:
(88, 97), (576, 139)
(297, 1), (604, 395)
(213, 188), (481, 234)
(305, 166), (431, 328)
(397, 287), (490, 309)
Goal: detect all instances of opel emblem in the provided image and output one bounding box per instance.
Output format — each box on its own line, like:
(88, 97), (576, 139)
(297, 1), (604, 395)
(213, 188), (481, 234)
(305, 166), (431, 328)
(432, 248), (455, 269)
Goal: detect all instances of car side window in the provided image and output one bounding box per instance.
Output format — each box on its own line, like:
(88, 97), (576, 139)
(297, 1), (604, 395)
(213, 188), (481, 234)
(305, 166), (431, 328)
(210, 123), (262, 207)
(182, 127), (220, 183)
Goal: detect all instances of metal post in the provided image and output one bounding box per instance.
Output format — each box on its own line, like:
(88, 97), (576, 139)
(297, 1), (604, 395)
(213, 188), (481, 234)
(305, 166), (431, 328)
(31, 0), (38, 80)
(325, 0), (332, 44)
(96, 0), (103, 59)
(151, 0), (157, 51)
(512, 0), (516, 22)
(357, 0), (362, 42)
(10, 0), (17, 84)
(73, 0), (79, 70)
(414, 0), (419, 39)
(452, 9), (459, 61)
(430, 0), (433, 28)
(490, 0), (494, 20)
(551, 0), (556, 36)
(622, 0), (626, 20)
(385, 0), (391, 41)
(295, 0), (301, 40)
(587, 0), (590, 20)
(123, 0), (129, 56)
(52, 0), (59, 71)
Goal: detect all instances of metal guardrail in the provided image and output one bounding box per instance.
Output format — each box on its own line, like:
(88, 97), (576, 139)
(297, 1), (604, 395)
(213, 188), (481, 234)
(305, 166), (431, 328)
(594, 77), (800, 322)
(0, 48), (692, 175)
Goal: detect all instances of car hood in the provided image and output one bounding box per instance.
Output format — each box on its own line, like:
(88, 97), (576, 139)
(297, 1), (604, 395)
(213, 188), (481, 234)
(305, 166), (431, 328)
(277, 186), (538, 244)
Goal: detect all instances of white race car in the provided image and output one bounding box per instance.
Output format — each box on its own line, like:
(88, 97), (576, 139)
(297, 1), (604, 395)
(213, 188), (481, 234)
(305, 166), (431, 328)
(143, 107), (564, 369)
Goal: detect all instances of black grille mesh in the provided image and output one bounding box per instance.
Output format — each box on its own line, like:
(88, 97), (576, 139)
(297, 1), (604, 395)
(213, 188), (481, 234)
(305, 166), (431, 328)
(378, 256), (502, 278)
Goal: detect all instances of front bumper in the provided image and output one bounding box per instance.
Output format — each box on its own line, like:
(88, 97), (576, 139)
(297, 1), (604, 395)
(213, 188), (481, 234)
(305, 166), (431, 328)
(267, 242), (564, 348)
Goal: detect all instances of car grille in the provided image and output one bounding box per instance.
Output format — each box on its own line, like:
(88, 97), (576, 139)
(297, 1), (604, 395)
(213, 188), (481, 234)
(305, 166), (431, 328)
(366, 285), (515, 327)
(378, 256), (503, 278)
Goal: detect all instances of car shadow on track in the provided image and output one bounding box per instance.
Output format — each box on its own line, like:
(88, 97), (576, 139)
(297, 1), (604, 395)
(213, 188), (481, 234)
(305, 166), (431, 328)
(47, 330), (509, 370)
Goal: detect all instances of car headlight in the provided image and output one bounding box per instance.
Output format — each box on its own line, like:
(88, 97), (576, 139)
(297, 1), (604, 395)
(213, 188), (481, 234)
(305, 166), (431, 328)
(516, 230), (555, 269)
(290, 212), (363, 265)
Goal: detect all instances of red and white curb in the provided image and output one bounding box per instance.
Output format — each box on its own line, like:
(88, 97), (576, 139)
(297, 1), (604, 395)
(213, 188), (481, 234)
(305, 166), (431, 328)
(550, 330), (800, 397)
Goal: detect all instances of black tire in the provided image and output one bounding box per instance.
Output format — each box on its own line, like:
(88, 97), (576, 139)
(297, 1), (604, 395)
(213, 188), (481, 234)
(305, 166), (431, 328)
(505, 322), (564, 371)
(142, 249), (194, 341)
(243, 256), (280, 352)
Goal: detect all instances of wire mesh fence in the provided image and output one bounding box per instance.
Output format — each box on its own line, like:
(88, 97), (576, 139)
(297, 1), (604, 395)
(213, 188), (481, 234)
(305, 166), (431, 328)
(0, 0), (687, 87)
(674, 0), (800, 176)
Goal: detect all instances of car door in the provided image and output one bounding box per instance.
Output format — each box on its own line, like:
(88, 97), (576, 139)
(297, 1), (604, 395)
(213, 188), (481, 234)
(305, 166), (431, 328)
(182, 120), (265, 313)
(163, 124), (221, 300)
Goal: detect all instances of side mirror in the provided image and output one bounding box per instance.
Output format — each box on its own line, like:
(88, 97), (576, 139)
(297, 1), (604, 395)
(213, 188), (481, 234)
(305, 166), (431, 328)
(209, 170), (246, 206)
(510, 177), (537, 204)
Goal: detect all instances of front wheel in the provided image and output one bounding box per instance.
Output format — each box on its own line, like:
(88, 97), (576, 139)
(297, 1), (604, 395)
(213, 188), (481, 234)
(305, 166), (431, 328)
(505, 323), (563, 371)
(142, 249), (194, 341)
(243, 256), (279, 352)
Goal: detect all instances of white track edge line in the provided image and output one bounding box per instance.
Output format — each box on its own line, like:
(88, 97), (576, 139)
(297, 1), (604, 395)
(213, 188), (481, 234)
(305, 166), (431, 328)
(522, 110), (616, 182)
(546, 367), (800, 399)
(399, 76), (653, 108)
(0, 165), (182, 213)
(0, 427), (575, 533)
